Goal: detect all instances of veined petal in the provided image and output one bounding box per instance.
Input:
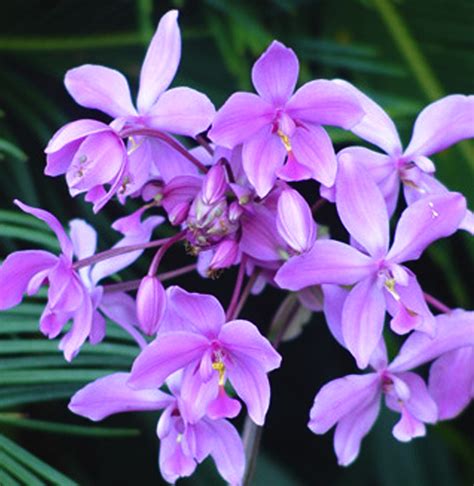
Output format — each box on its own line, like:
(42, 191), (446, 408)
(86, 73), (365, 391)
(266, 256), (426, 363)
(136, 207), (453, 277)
(201, 418), (245, 485)
(226, 356), (271, 426)
(290, 125), (337, 187)
(69, 372), (172, 421)
(65, 65), (136, 118)
(219, 320), (282, 372)
(251, 40), (299, 106)
(386, 192), (467, 264)
(333, 80), (402, 154)
(389, 309), (474, 372)
(65, 131), (126, 193)
(429, 347), (474, 420)
(137, 10), (181, 113)
(336, 152), (389, 258)
(208, 92), (275, 148)
(286, 79), (364, 129)
(342, 277), (386, 369)
(404, 95), (474, 159)
(322, 284), (349, 348)
(275, 240), (376, 290)
(308, 373), (380, 434)
(147, 87), (215, 136)
(242, 126), (287, 197)
(334, 395), (380, 466)
(0, 250), (57, 309)
(69, 219), (97, 261)
(166, 286), (225, 338)
(14, 200), (73, 259)
(277, 188), (317, 253)
(128, 332), (209, 389)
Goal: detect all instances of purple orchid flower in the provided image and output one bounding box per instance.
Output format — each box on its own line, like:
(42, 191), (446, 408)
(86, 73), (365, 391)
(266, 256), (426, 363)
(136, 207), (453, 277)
(276, 158), (467, 368)
(69, 371), (245, 485)
(208, 41), (364, 197)
(309, 309), (474, 466)
(324, 82), (474, 232)
(0, 201), (162, 359)
(128, 286), (282, 426)
(45, 10), (215, 211)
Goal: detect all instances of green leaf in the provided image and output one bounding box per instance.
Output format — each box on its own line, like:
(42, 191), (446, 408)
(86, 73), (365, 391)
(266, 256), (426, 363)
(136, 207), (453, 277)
(0, 369), (118, 385)
(0, 385), (78, 409)
(0, 139), (27, 162)
(0, 450), (44, 486)
(0, 415), (140, 438)
(0, 224), (59, 251)
(0, 434), (77, 485)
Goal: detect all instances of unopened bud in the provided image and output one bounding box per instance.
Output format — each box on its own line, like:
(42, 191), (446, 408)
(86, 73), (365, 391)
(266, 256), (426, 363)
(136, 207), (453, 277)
(136, 276), (166, 335)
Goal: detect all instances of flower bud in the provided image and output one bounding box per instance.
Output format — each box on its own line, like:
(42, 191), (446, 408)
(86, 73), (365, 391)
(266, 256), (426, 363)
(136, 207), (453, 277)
(209, 239), (239, 271)
(202, 164), (227, 205)
(136, 276), (166, 335)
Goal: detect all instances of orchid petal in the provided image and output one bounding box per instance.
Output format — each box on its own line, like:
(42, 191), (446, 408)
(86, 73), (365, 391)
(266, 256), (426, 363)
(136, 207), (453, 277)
(290, 125), (337, 186)
(219, 319), (282, 372)
(342, 277), (386, 369)
(69, 372), (172, 421)
(389, 309), (474, 372)
(397, 372), (438, 424)
(322, 284), (349, 348)
(69, 219), (97, 261)
(147, 87), (215, 136)
(137, 10), (181, 113)
(334, 395), (380, 466)
(286, 79), (364, 129)
(14, 200), (73, 259)
(333, 80), (402, 154)
(242, 126), (287, 197)
(336, 152), (389, 257)
(392, 408), (426, 442)
(226, 356), (271, 426)
(404, 95), (474, 159)
(0, 250), (57, 309)
(308, 373), (380, 434)
(429, 347), (474, 420)
(65, 65), (136, 118)
(251, 40), (299, 105)
(275, 240), (375, 290)
(277, 188), (317, 253)
(208, 92), (274, 148)
(129, 332), (209, 389)
(386, 192), (467, 263)
(166, 286), (225, 338)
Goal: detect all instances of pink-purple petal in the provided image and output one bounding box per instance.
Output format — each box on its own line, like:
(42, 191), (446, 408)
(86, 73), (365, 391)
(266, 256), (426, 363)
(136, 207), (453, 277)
(286, 79), (364, 129)
(69, 372), (172, 421)
(0, 250), (57, 309)
(137, 10), (181, 113)
(404, 95), (474, 159)
(129, 332), (209, 389)
(64, 65), (136, 118)
(208, 92), (275, 148)
(147, 87), (215, 136)
(386, 192), (467, 264)
(308, 373), (380, 434)
(251, 40), (299, 106)
(342, 276), (386, 369)
(275, 240), (376, 290)
(336, 152), (389, 258)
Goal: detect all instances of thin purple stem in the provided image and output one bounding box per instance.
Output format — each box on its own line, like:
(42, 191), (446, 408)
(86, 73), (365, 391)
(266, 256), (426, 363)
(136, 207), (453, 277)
(120, 127), (208, 173)
(195, 134), (214, 155)
(311, 198), (327, 215)
(148, 232), (185, 276)
(73, 235), (179, 270)
(232, 269), (259, 321)
(103, 263), (197, 294)
(424, 292), (451, 313)
(226, 256), (248, 321)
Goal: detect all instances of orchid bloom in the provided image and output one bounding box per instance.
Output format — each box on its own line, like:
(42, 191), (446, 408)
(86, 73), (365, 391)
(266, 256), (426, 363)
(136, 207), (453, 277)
(325, 82), (474, 232)
(44, 10), (215, 211)
(276, 158), (467, 368)
(0, 201), (162, 359)
(128, 286), (282, 426)
(209, 41), (364, 197)
(69, 372), (245, 485)
(309, 309), (474, 466)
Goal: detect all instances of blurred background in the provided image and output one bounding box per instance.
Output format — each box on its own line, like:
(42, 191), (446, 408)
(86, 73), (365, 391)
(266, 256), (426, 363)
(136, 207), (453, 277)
(0, 0), (472, 484)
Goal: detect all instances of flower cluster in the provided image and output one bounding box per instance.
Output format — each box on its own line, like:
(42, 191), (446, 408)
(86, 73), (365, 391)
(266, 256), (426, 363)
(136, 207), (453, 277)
(0, 9), (473, 484)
